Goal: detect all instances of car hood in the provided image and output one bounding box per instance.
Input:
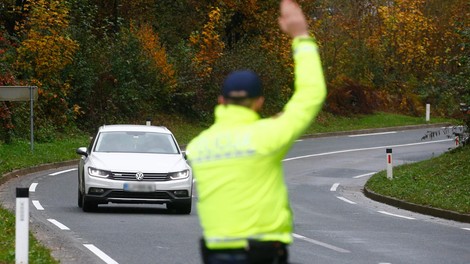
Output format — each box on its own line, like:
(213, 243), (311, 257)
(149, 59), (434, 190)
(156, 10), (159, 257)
(87, 152), (188, 173)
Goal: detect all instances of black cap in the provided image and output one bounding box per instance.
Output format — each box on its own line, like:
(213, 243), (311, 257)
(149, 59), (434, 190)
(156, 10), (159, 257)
(222, 70), (262, 99)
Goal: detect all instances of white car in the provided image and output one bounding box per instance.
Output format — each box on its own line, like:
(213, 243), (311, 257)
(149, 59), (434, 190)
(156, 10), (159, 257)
(76, 124), (193, 213)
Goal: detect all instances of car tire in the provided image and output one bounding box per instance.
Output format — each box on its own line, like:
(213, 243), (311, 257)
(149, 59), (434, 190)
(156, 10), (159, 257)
(78, 188), (83, 208)
(167, 201), (192, 214)
(82, 196), (98, 212)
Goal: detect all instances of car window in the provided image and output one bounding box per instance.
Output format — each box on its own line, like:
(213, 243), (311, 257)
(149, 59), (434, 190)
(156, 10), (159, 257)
(94, 131), (179, 154)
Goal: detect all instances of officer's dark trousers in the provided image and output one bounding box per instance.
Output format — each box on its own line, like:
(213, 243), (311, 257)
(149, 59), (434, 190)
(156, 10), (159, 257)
(200, 239), (289, 264)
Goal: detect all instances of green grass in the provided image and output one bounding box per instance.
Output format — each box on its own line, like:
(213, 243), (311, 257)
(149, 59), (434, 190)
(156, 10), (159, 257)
(0, 205), (59, 263)
(0, 111), (460, 263)
(307, 111), (453, 134)
(366, 146), (470, 214)
(0, 134), (90, 177)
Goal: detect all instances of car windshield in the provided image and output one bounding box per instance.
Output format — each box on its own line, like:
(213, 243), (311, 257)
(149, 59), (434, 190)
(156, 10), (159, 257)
(94, 131), (179, 154)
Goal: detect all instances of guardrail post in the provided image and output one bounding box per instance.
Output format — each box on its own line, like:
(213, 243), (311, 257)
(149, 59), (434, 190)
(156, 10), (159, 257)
(16, 187), (30, 264)
(386, 148), (393, 180)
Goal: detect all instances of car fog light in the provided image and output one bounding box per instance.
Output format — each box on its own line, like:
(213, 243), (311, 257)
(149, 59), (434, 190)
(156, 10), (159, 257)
(174, 190), (188, 197)
(89, 188), (105, 194)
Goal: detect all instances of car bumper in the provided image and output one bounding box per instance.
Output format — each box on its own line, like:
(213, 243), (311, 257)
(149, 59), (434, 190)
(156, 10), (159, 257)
(84, 175), (192, 205)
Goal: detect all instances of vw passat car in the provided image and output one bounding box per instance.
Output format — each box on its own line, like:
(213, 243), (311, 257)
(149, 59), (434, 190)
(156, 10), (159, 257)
(76, 125), (193, 213)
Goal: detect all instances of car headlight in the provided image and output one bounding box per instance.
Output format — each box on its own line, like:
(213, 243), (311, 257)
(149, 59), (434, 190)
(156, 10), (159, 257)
(88, 167), (111, 178)
(169, 169), (190, 180)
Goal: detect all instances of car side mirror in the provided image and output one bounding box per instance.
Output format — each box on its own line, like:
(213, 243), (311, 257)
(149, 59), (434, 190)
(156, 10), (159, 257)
(182, 151), (187, 160)
(76, 147), (88, 157)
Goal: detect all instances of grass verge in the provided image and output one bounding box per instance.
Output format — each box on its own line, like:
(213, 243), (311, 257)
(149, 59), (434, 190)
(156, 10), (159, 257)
(0, 208), (59, 263)
(0, 111), (459, 263)
(365, 146), (470, 214)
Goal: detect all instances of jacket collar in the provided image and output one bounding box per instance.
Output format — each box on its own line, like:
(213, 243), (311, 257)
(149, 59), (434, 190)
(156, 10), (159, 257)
(214, 104), (260, 125)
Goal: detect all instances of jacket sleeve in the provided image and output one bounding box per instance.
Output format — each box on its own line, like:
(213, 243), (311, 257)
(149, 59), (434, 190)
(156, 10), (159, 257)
(254, 37), (327, 155)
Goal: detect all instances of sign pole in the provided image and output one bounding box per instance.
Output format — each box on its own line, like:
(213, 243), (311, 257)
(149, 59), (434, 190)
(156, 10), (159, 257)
(15, 187), (30, 264)
(30, 87), (34, 152)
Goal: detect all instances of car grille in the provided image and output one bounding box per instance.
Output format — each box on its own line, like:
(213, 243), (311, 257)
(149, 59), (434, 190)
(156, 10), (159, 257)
(107, 191), (172, 199)
(110, 171), (170, 181)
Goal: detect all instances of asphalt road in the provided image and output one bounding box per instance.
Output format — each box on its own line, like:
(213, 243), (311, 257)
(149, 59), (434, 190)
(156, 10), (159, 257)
(1, 127), (469, 264)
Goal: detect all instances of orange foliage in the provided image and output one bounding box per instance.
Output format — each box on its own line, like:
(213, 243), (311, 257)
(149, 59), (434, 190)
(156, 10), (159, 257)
(371, 0), (438, 75)
(15, 0), (78, 80)
(189, 7), (225, 78)
(132, 22), (177, 90)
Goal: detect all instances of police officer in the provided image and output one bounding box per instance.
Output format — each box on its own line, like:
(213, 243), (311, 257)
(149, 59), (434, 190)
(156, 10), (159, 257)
(186, 0), (326, 263)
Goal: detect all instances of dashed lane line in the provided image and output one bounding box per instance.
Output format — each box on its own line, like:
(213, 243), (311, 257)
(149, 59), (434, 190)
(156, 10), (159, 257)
(47, 219), (70, 230)
(29, 182), (38, 192)
(352, 172), (377, 179)
(49, 168), (77, 176)
(83, 244), (119, 264)
(378, 211), (415, 220)
(32, 200), (44, 210)
(330, 183), (340, 192)
(293, 233), (350, 253)
(336, 196), (357, 205)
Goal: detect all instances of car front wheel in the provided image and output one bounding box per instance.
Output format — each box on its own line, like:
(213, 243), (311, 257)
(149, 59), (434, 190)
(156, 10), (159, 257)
(82, 195), (98, 212)
(167, 201), (191, 214)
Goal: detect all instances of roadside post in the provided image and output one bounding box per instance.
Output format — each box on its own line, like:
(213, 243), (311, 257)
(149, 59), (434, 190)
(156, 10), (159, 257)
(15, 187), (30, 264)
(425, 103), (431, 122)
(386, 148), (393, 180)
(146, 118), (151, 126)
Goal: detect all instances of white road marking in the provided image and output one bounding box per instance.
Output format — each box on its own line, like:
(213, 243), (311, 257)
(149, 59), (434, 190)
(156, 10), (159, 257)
(84, 244), (119, 264)
(32, 200), (44, 210)
(336, 196), (357, 204)
(378, 211), (415, 220)
(352, 172), (377, 179)
(47, 219), (70, 230)
(49, 168), (77, 176)
(283, 139), (452, 162)
(29, 182), (38, 192)
(330, 183), (340, 192)
(293, 233), (350, 253)
(348, 131), (397, 137)
(379, 263), (392, 264)
(462, 228), (470, 231)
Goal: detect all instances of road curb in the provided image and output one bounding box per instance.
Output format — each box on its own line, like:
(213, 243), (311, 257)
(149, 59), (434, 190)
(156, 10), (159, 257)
(0, 159), (78, 186)
(363, 186), (470, 223)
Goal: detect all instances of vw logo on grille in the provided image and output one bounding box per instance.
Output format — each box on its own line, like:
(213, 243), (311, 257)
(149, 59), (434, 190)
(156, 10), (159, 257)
(135, 171), (144, 181)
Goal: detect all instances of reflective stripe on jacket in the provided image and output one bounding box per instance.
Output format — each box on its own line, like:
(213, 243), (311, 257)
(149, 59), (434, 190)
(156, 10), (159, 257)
(186, 37), (326, 249)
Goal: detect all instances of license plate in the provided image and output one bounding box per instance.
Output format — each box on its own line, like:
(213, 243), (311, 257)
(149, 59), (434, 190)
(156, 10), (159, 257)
(123, 182), (156, 192)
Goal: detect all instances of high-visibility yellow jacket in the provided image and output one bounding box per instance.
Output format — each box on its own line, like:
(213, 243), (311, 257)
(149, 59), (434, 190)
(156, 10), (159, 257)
(186, 37), (326, 250)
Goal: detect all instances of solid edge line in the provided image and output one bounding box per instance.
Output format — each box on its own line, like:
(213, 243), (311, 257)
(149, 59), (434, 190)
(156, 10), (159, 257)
(32, 200), (44, 210)
(83, 244), (119, 264)
(283, 139), (452, 162)
(462, 228), (470, 231)
(29, 182), (38, 192)
(49, 168), (77, 176)
(336, 196), (357, 205)
(348, 131), (397, 137)
(293, 233), (350, 253)
(378, 211), (415, 220)
(47, 219), (70, 230)
(330, 183), (340, 192)
(363, 187), (470, 223)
